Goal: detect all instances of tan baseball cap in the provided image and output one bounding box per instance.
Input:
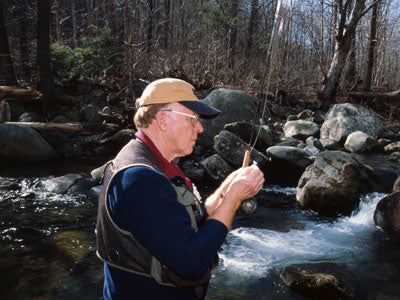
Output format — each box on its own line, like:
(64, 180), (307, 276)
(136, 78), (220, 119)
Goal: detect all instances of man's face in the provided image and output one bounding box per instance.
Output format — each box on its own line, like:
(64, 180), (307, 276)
(162, 103), (204, 158)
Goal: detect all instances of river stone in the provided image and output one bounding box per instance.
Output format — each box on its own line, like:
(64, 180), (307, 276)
(0, 124), (57, 161)
(276, 139), (301, 147)
(283, 120), (320, 140)
(320, 138), (341, 150)
(200, 154), (234, 183)
(213, 130), (269, 172)
(384, 141), (400, 153)
(344, 131), (379, 153)
(306, 136), (324, 151)
(99, 129), (136, 150)
(42, 173), (97, 194)
(374, 191), (400, 238)
(53, 230), (94, 262)
(280, 263), (356, 300)
(81, 104), (101, 123)
(296, 151), (373, 216)
(198, 88), (256, 147)
(266, 146), (313, 169)
(320, 103), (384, 144)
(223, 122), (274, 152)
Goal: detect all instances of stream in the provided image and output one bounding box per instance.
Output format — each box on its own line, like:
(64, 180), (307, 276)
(1, 159), (400, 299)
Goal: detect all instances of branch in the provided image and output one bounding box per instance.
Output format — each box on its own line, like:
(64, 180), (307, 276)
(4, 122), (120, 132)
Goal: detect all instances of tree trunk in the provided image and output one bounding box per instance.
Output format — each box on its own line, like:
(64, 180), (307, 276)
(0, 1), (17, 85)
(321, 0), (367, 103)
(164, 0), (170, 50)
(228, 0), (239, 69)
(147, 0), (153, 54)
(363, 2), (378, 91)
(71, 0), (78, 48)
(36, 0), (52, 114)
(247, 0), (258, 56)
(344, 38), (357, 88)
(16, 0), (30, 82)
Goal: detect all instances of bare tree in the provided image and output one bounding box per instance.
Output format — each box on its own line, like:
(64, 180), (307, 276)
(0, 1), (17, 85)
(320, 0), (383, 103)
(363, 1), (379, 91)
(36, 0), (52, 114)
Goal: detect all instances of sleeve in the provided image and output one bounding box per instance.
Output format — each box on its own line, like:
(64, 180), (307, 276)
(107, 166), (228, 279)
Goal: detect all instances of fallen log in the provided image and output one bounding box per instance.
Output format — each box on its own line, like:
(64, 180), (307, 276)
(3, 121), (119, 132)
(0, 86), (42, 99)
(348, 89), (400, 102)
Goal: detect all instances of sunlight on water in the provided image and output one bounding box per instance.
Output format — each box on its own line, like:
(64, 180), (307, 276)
(220, 192), (386, 277)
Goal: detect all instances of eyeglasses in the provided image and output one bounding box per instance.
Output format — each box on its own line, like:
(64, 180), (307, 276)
(161, 110), (200, 126)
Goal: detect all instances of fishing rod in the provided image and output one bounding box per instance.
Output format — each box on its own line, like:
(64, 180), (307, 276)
(240, 0), (282, 214)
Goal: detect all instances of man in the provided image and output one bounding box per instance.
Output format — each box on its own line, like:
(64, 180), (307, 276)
(96, 78), (264, 299)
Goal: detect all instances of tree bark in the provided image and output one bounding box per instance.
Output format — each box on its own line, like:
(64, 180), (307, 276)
(0, 1), (17, 85)
(36, 0), (53, 114)
(321, 0), (367, 103)
(349, 88), (400, 101)
(228, 0), (239, 69)
(247, 0), (258, 56)
(71, 0), (78, 48)
(363, 2), (378, 91)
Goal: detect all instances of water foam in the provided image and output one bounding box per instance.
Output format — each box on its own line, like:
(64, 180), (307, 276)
(219, 191), (386, 277)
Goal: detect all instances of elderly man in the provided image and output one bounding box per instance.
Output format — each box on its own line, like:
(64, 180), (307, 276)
(96, 78), (264, 299)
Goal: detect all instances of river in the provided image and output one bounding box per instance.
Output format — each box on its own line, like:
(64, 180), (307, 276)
(1, 160), (400, 299)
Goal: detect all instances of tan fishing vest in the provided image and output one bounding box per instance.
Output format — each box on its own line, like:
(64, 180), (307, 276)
(96, 139), (212, 288)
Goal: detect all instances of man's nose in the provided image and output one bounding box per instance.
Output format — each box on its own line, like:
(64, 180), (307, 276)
(195, 119), (204, 133)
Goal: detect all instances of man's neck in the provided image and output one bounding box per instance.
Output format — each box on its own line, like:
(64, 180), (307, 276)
(139, 127), (175, 162)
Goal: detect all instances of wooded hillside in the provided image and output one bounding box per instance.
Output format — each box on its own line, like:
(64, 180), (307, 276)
(1, 0), (399, 109)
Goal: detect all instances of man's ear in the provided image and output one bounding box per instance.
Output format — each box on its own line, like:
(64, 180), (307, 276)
(155, 111), (168, 131)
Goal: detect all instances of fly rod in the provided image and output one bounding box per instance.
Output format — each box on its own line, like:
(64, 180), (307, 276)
(240, 0), (282, 214)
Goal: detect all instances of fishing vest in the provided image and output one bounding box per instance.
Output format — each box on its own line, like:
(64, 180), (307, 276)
(96, 138), (212, 289)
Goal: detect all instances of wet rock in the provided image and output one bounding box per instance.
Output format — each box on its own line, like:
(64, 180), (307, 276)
(90, 161), (110, 182)
(303, 145), (321, 157)
(384, 141), (400, 153)
(320, 138), (341, 150)
(223, 122), (274, 152)
(52, 230), (94, 262)
(320, 103), (384, 144)
(180, 160), (206, 182)
(266, 146), (313, 169)
(200, 154), (234, 183)
(344, 131), (379, 153)
(52, 115), (70, 123)
(213, 130), (269, 172)
(280, 263), (357, 300)
(389, 152), (400, 163)
(296, 151), (374, 216)
(59, 143), (85, 158)
(19, 112), (41, 122)
(41, 173), (97, 194)
(276, 139), (301, 147)
(198, 88), (256, 147)
(99, 129), (136, 150)
(81, 104), (101, 123)
(306, 136), (324, 151)
(374, 191), (400, 238)
(283, 120), (320, 140)
(0, 124), (57, 162)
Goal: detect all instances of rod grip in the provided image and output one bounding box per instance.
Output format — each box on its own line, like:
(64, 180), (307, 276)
(242, 149), (251, 168)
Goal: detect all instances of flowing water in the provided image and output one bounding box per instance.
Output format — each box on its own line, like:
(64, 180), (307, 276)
(1, 162), (400, 299)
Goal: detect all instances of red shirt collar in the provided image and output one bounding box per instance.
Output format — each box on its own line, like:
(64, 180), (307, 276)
(135, 130), (193, 191)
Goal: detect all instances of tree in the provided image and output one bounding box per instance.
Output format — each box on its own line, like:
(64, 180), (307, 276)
(36, 0), (52, 114)
(320, 0), (383, 103)
(363, 1), (379, 91)
(0, 1), (17, 85)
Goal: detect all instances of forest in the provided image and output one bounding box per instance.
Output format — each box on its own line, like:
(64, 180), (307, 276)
(1, 0), (400, 119)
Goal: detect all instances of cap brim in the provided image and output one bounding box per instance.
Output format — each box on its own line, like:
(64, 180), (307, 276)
(179, 101), (220, 119)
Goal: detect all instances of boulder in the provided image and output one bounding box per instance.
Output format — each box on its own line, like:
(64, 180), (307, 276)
(41, 173), (97, 194)
(296, 151), (374, 216)
(306, 136), (324, 151)
(266, 146), (313, 169)
(344, 131), (379, 153)
(280, 263), (357, 300)
(320, 103), (384, 144)
(320, 138), (341, 150)
(283, 120), (320, 140)
(223, 122), (274, 152)
(265, 146), (313, 186)
(374, 191), (400, 238)
(0, 124), (57, 161)
(200, 154), (234, 183)
(384, 141), (400, 153)
(198, 89), (256, 147)
(213, 130), (269, 172)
